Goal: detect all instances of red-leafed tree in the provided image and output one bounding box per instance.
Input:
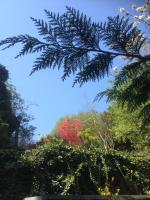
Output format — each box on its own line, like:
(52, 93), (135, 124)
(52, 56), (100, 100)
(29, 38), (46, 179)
(57, 118), (83, 145)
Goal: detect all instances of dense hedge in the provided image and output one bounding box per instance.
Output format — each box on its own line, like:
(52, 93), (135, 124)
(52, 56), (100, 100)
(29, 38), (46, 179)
(0, 149), (32, 200)
(0, 140), (150, 199)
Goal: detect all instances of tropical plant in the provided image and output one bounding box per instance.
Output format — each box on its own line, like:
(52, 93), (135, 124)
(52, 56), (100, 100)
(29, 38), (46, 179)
(99, 0), (150, 125)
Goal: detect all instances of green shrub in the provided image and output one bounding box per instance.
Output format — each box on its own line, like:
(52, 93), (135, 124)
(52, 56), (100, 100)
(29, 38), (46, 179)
(21, 140), (150, 195)
(0, 141), (150, 199)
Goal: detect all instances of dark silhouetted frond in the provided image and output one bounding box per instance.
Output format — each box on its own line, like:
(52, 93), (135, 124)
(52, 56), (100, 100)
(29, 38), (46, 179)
(73, 53), (114, 86)
(99, 16), (146, 54)
(0, 7), (150, 124)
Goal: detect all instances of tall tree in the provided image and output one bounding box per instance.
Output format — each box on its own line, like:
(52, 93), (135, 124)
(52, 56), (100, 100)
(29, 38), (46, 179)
(98, 1), (150, 124)
(108, 102), (150, 151)
(10, 85), (36, 147)
(50, 111), (113, 149)
(0, 64), (16, 147)
(0, 64), (35, 148)
(57, 118), (82, 145)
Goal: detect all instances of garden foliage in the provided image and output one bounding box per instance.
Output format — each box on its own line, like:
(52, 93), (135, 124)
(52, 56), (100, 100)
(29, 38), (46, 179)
(1, 140), (150, 199)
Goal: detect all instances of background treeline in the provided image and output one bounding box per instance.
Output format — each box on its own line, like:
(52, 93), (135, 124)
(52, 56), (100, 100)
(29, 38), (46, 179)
(0, 64), (35, 149)
(44, 104), (150, 152)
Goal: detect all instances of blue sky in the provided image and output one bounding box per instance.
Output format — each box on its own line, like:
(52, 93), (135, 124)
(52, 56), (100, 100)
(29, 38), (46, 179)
(0, 0), (142, 140)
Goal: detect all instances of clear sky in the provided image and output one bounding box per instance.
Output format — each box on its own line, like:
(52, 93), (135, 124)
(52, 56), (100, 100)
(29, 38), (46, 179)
(0, 0), (142, 141)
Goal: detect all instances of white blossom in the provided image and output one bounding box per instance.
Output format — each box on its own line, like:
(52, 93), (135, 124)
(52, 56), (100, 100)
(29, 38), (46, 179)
(134, 15), (145, 20)
(118, 8), (125, 13)
(119, 1), (150, 30)
(112, 66), (118, 72)
(136, 6), (145, 12)
(132, 21), (140, 27)
(138, 15), (145, 20)
(132, 4), (137, 9)
(145, 15), (150, 22)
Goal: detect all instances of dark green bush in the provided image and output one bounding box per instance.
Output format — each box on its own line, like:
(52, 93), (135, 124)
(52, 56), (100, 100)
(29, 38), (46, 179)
(0, 140), (150, 199)
(21, 140), (150, 196)
(0, 149), (32, 200)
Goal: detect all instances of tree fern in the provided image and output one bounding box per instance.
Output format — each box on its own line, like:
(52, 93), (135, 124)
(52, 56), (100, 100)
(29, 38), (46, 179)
(1, 8), (148, 77)
(0, 7), (150, 123)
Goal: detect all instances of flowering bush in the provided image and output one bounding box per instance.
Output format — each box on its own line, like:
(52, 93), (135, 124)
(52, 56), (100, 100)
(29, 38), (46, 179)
(57, 118), (83, 145)
(119, 1), (150, 28)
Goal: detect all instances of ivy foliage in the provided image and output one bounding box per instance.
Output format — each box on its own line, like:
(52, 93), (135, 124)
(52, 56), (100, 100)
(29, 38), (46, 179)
(21, 140), (150, 196)
(1, 140), (150, 199)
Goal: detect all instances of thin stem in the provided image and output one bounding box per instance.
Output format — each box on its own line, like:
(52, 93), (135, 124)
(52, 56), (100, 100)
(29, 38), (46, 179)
(55, 43), (149, 61)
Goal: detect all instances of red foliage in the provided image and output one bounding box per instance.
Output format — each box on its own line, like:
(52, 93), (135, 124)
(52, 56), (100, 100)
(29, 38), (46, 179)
(57, 118), (83, 145)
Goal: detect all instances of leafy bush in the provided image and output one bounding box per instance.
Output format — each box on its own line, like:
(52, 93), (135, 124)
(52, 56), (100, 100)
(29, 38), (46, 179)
(21, 140), (150, 196)
(1, 141), (150, 199)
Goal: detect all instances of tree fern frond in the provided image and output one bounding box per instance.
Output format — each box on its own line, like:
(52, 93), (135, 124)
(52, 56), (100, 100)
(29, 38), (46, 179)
(62, 49), (89, 81)
(113, 62), (142, 88)
(0, 35), (27, 50)
(44, 9), (61, 27)
(73, 53), (114, 86)
(65, 7), (100, 48)
(30, 17), (51, 36)
(100, 64), (150, 111)
(30, 48), (62, 74)
(120, 68), (150, 108)
(0, 8), (149, 119)
(114, 62), (149, 88)
(0, 7), (149, 124)
(0, 34), (47, 58)
(44, 9), (75, 47)
(99, 16), (146, 54)
(16, 35), (48, 58)
(94, 88), (119, 103)
(31, 43), (49, 53)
